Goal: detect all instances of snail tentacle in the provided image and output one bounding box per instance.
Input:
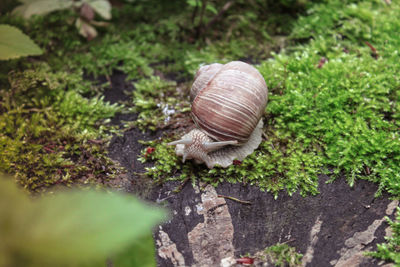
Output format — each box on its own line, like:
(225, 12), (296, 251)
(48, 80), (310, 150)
(167, 138), (193, 146)
(202, 140), (238, 152)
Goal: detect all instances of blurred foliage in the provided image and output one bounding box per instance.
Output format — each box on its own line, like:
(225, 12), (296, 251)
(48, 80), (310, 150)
(0, 176), (166, 266)
(0, 0), (311, 80)
(12, 0), (112, 40)
(0, 24), (42, 60)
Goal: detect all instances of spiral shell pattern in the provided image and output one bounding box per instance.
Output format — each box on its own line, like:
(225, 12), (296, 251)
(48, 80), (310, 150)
(190, 61), (268, 144)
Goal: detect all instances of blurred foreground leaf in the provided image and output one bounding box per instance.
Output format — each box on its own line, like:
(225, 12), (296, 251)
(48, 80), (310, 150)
(86, 0), (111, 20)
(0, 176), (166, 266)
(12, 0), (73, 18)
(0, 25), (42, 60)
(113, 234), (157, 267)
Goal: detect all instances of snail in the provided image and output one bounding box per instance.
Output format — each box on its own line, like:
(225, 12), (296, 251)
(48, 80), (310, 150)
(168, 61), (268, 168)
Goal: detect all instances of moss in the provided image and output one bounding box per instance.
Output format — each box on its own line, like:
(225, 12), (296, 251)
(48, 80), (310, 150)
(259, 0), (400, 197)
(128, 76), (189, 132)
(1, 0), (304, 83)
(262, 243), (303, 267)
(367, 207), (400, 264)
(139, 136), (321, 198)
(240, 243), (303, 266)
(0, 63), (123, 192)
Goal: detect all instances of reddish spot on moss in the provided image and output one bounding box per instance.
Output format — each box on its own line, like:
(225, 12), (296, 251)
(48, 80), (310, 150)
(236, 257), (254, 265)
(145, 147), (156, 157)
(233, 160), (242, 165)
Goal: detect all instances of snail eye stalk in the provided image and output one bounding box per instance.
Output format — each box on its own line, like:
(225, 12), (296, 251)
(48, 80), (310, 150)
(167, 138), (193, 146)
(202, 140), (238, 152)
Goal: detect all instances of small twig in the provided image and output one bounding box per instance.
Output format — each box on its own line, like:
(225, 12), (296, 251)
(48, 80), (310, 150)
(195, 0), (208, 37)
(205, 1), (234, 30)
(62, 165), (75, 168)
(262, 131), (275, 150)
(262, 131), (268, 140)
(365, 41), (379, 59)
(43, 146), (55, 153)
(87, 139), (105, 145)
(201, 182), (210, 190)
(316, 57), (327, 68)
(217, 194), (252, 205)
(281, 238), (296, 244)
(105, 74), (112, 88)
(191, 0), (199, 24)
(6, 107), (51, 115)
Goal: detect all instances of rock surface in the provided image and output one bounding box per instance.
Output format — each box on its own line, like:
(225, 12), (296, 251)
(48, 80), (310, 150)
(146, 177), (397, 267)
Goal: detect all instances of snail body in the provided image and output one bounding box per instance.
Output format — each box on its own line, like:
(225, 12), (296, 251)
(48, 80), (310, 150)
(168, 61), (268, 168)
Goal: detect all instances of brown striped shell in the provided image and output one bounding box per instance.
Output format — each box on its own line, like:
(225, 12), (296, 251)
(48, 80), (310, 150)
(168, 61), (268, 168)
(191, 61), (268, 143)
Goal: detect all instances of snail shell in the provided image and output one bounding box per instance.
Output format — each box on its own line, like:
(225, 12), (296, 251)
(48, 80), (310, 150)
(168, 61), (268, 168)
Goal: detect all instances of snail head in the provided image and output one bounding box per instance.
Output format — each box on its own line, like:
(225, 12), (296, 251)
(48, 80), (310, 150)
(167, 129), (237, 168)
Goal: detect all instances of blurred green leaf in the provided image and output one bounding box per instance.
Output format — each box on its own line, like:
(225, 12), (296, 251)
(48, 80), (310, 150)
(0, 177), (167, 266)
(205, 3), (217, 15)
(186, 0), (198, 8)
(85, 0), (112, 20)
(12, 0), (74, 18)
(76, 18), (98, 40)
(113, 234), (157, 267)
(0, 25), (42, 60)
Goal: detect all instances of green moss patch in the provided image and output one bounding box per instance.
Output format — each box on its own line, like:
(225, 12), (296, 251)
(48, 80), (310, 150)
(0, 63), (123, 192)
(261, 0), (400, 197)
(129, 76), (189, 131)
(262, 243), (303, 267)
(367, 207), (400, 264)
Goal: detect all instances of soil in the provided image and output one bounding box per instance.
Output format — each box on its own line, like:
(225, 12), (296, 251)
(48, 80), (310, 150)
(106, 71), (398, 267)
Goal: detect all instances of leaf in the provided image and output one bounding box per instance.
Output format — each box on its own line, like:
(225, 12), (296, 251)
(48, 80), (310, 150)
(75, 18), (98, 41)
(80, 3), (95, 21)
(0, 178), (167, 265)
(0, 24), (42, 60)
(206, 3), (218, 15)
(12, 0), (74, 18)
(113, 234), (157, 267)
(85, 0), (112, 20)
(186, 0), (199, 7)
(22, 189), (166, 264)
